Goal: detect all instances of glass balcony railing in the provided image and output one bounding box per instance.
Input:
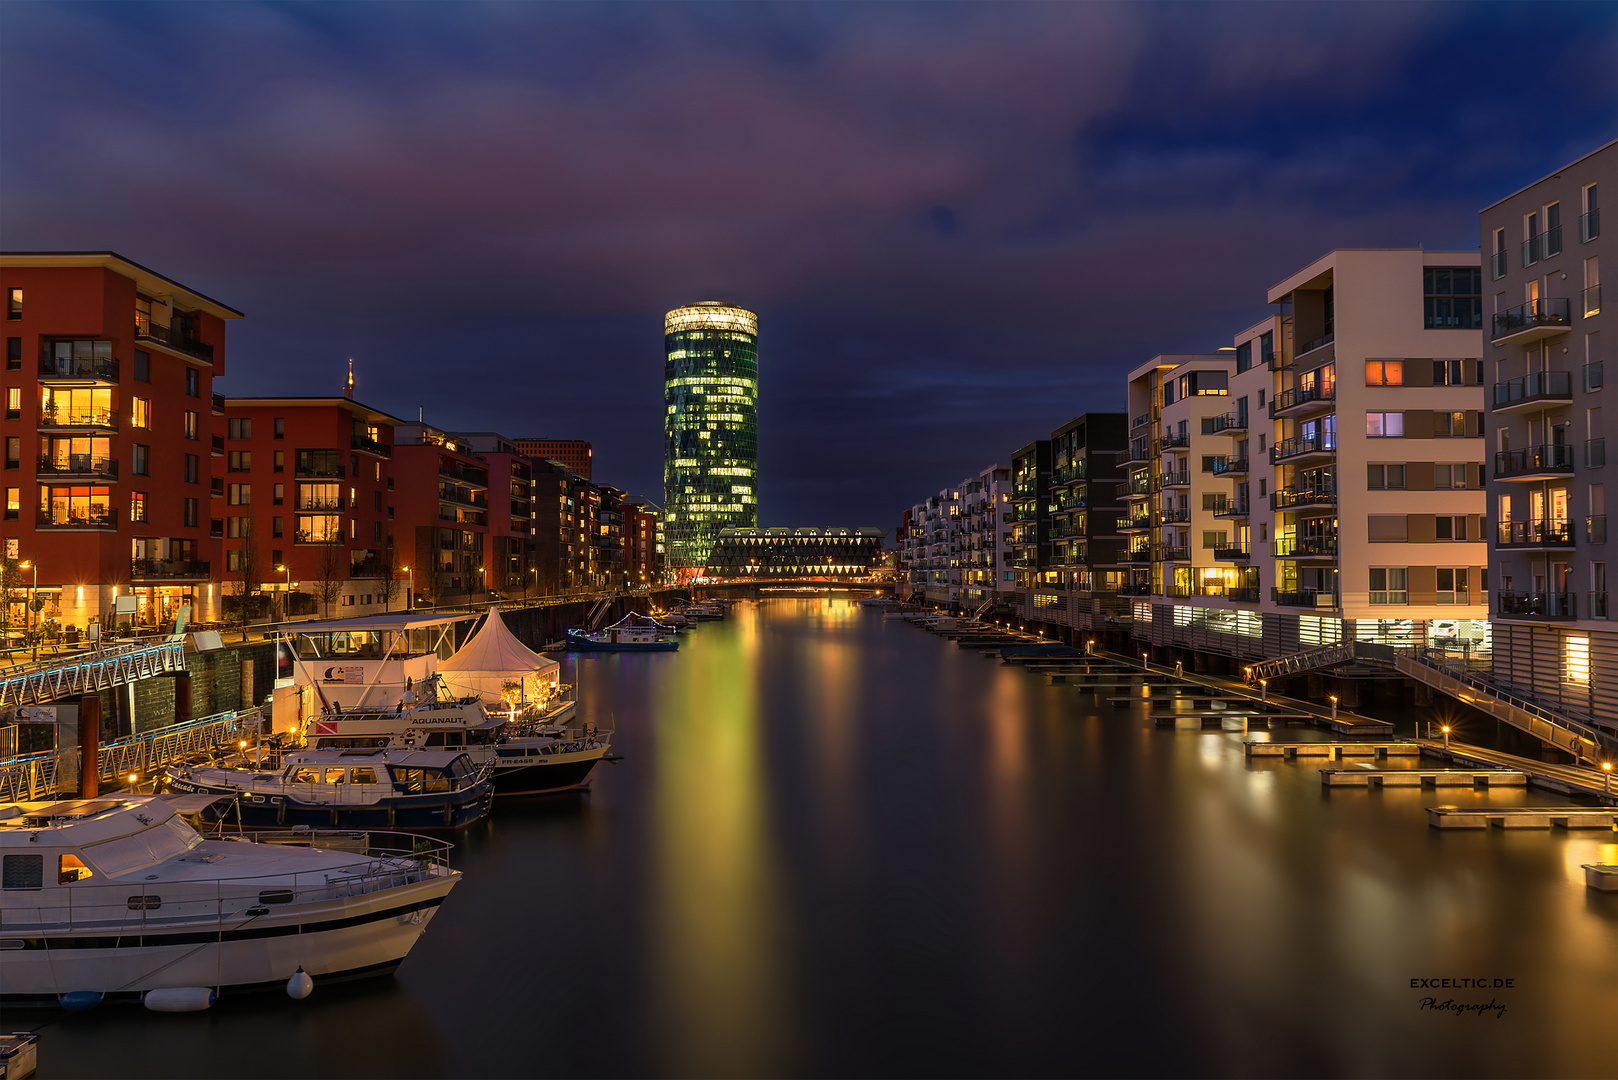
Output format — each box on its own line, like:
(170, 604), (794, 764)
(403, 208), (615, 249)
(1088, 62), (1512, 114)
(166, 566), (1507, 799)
(1271, 485), (1336, 511)
(1581, 209), (1600, 244)
(1210, 457), (1248, 475)
(1201, 413), (1247, 435)
(1490, 250), (1508, 280)
(1492, 369), (1572, 409)
(1584, 284), (1602, 318)
(37, 455), (118, 479)
(38, 407), (118, 430)
(1271, 435), (1333, 463)
(1272, 587), (1335, 608)
(1589, 515), (1608, 545)
(39, 354), (119, 381)
(134, 318), (214, 361)
(1213, 499), (1250, 518)
(131, 559), (211, 579)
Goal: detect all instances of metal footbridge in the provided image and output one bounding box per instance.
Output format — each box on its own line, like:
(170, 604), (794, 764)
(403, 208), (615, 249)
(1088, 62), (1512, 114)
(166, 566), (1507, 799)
(0, 708), (256, 802)
(1245, 641), (1611, 763)
(0, 638), (187, 708)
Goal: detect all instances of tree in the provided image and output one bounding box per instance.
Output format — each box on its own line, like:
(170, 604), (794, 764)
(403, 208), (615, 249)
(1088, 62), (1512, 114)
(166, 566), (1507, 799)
(232, 510), (260, 641)
(313, 541), (345, 618)
(379, 545), (403, 612)
(0, 557), (20, 636)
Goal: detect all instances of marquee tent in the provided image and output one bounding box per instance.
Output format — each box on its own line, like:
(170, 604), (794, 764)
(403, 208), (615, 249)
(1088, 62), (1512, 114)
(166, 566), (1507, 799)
(436, 606), (560, 704)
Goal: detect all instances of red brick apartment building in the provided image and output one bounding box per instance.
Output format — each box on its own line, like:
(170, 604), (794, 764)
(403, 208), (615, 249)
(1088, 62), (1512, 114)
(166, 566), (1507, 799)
(453, 433), (538, 598)
(621, 497), (664, 587)
(1, 252), (241, 633)
(217, 396), (405, 617)
(514, 438), (592, 479)
(391, 423), (493, 606)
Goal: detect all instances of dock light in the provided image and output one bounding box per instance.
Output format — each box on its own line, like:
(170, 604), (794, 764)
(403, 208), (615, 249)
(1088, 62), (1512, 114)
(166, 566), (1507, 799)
(239, 740), (247, 749)
(128, 773), (138, 787)
(1603, 761), (1612, 797)
(1260, 678), (1267, 703)
(1442, 724), (1451, 751)
(1329, 695), (1338, 722)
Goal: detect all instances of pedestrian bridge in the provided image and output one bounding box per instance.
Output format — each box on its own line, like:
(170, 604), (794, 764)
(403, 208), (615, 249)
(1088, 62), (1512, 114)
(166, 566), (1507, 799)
(0, 638), (187, 708)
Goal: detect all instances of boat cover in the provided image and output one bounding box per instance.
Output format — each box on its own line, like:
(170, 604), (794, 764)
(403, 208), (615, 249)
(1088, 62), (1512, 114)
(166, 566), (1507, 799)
(436, 607), (560, 703)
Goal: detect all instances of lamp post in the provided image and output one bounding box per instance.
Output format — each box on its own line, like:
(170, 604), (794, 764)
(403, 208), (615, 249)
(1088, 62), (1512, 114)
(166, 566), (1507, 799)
(276, 563), (290, 623)
(21, 560), (38, 663)
(1602, 760), (1611, 798)
(1260, 678), (1267, 704)
(1329, 695), (1338, 724)
(403, 566), (413, 611)
(1442, 724), (1451, 751)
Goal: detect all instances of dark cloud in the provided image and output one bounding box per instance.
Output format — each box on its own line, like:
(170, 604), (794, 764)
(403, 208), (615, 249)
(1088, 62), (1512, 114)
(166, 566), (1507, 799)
(2, 1), (1613, 529)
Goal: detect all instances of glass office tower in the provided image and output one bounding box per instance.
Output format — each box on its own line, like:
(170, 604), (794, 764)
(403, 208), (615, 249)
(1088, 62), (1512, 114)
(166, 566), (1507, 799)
(664, 302), (759, 578)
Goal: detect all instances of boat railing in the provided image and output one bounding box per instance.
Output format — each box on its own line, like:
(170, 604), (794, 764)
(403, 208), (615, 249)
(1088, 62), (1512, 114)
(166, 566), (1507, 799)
(2, 830), (453, 932)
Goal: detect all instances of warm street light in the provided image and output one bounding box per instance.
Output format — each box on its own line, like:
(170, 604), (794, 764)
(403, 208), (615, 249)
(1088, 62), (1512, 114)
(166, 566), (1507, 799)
(1442, 724), (1452, 751)
(20, 560), (39, 662)
(1602, 760), (1612, 797)
(1329, 694), (1338, 723)
(1260, 678), (1268, 703)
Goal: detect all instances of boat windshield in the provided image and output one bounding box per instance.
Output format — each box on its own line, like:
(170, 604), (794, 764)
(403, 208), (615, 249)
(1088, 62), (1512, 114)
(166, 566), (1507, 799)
(81, 816), (202, 877)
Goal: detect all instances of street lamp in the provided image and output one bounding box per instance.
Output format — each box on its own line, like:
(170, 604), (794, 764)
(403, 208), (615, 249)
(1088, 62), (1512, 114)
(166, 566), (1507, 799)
(1329, 695), (1338, 723)
(1260, 678), (1267, 703)
(20, 560), (38, 662)
(402, 566), (413, 610)
(1442, 724), (1451, 751)
(1603, 761), (1613, 797)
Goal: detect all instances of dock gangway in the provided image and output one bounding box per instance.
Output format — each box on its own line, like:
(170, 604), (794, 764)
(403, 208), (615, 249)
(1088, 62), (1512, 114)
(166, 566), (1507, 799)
(0, 708), (256, 802)
(1244, 642), (1360, 683)
(0, 638), (187, 708)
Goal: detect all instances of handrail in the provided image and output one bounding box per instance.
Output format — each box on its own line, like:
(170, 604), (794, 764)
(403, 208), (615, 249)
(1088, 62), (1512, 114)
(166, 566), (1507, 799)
(1397, 649), (1609, 761)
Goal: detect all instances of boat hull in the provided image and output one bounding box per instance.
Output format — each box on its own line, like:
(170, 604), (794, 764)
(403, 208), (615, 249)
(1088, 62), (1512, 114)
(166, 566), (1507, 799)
(492, 747), (608, 796)
(0, 873), (457, 1004)
(564, 636), (678, 652)
(167, 780), (494, 832)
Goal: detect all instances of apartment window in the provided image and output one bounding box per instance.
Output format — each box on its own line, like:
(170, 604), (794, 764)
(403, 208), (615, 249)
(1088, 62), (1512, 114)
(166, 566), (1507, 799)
(274, 417), (285, 439)
(183, 497), (198, 528)
(184, 454), (198, 484)
(1434, 411), (1469, 437)
(1436, 568), (1469, 605)
(10, 436), (25, 469)
(5, 337), (19, 370)
(1424, 268), (1483, 329)
(4, 487), (17, 520)
(130, 491), (146, 522)
(1433, 464), (1468, 489)
(228, 450), (251, 472)
(1365, 359), (1403, 386)
(1491, 227), (1507, 279)
(1566, 635), (1590, 685)
(271, 548), (283, 566)
(1369, 567), (1408, 605)
(228, 484), (251, 505)
(225, 548), (246, 573)
(1433, 359), (1464, 386)
(273, 482), (284, 506)
(273, 449), (285, 473)
(1235, 342), (1252, 374)
(1201, 531), (1227, 549)
(185, 368), (198, 397)
(183, 410), (198, 440)
(4, 388), (17, 419)
(1367, 412), (1404, 437)
(1545, 202), (1563, 258)
(1435, 515), (1468, 540)
(1368, 464), (1406, 490)
(1202, 493), (1223, 511)
(271, 516), (283, 539)
(373, 520), (383, 542)
(133, 350), (149, 382)
(1583, 184), (1601, 243)
(228, 515), (248, 539)
(229, 418), (252, 440)
(1585, 256), (1602, 318)
(7, 288), (20, 320)
(130, 397), (150, 429)
(132, 444), (149, 476)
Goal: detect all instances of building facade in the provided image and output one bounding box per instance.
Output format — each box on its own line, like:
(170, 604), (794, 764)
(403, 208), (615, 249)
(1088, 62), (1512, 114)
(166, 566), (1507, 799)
(703, 527), (884, 579)
(1481, 140), (1616, 730)
(390, 423), (491, 606)
(621, 497), (665, 588)
(513, 439), (592, 479)
(663, 302), (759, 579)
(2, 252), (241, 634)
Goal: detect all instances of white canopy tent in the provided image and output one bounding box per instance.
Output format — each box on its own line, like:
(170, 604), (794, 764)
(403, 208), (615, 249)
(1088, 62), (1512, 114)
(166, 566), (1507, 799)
(435, 606), (560, 704)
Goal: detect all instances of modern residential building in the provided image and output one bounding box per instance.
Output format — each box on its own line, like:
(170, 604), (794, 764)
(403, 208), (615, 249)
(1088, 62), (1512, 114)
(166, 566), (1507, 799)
(663, 301), (759, 578)
(454, 433), (538, 599)
(620, 497), (665, 588)
(913, 486), (962, 603)
(390, 423), (491, 606)
(2, 251), (242, 633)
(513, 438), (592, 479)
(702, 527), (884, 580)
(218, 395), (404, 618)
(1481, 139), (1616, 730)
(961, 464), (1013, 606)
(1008, 440), (1052, 594)
(1040, 413), (1129, 626)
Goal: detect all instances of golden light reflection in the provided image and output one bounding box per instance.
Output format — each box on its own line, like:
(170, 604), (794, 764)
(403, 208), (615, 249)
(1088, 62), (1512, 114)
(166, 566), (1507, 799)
(651, 599), (793, 1073)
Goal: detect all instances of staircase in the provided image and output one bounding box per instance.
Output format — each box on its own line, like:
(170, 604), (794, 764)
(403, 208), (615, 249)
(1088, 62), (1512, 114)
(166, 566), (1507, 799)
(1245, 642), (1360, 683)
(584, 598), (613, 632)
(973, 599), (994, 619)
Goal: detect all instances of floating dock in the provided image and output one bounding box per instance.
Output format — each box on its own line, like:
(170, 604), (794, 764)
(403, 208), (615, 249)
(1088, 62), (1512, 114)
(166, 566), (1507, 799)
(1322, 767), (1527, 788)
(1245, 741), (1423, 760)
(1427, 806), (1618, 829)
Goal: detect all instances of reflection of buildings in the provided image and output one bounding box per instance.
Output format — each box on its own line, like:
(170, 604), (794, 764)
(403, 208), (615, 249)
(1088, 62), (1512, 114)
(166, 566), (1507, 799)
(664, 302), (758, 579)
(703, 528), (884, 580)
(513, 438), (591, 479)
(1480, 141), (1615, 725)
(1, 252), (242, 632)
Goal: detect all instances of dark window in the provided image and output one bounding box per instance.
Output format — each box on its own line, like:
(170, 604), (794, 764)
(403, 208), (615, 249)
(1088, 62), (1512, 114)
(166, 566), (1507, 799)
(1423, 267), (1483, 329)
(183, 497), (198, 528)
(229, 418), (252, 440)
(5, 337), (19, 370)
(274, 417), (285, 439)
(2, 854), (42, 889)
(4, 437), (18, 469)
(1235, 341), (1252, 373)
(185, 368), (198, 397)
(184, 454), (199, 484)
(133, 350), (150, 382)
(132, 444), (149, 476)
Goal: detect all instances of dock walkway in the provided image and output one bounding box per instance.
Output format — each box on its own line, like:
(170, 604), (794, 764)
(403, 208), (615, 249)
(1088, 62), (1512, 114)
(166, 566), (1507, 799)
(1321, 767), (1527, 788)
(1410, 738), (1616, 802)
(1245, 740), (1422, 760)
(1427, 806), (1618, 829)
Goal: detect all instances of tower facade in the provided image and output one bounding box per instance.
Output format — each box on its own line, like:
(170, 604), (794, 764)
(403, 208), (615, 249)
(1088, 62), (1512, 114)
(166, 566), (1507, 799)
(663, 302), (758, 578)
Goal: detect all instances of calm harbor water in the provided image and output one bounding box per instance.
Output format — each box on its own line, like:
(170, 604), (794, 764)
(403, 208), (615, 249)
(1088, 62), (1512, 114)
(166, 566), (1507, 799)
(45, 600), (1618, 1078)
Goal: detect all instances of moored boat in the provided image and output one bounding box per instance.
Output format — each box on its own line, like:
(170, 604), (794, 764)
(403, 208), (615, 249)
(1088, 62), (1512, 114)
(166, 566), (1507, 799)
(0, 794), (460, 1007)
(566, 614), (679, 651)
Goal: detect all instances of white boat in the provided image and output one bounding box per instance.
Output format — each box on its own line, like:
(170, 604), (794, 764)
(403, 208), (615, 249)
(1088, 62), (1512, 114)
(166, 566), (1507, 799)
(0, 794), (459, 1008)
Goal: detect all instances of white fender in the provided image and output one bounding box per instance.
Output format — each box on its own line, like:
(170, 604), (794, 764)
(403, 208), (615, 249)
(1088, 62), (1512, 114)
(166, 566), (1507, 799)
(287, 966), (314, 1000)
(143, 987), (216, 1012)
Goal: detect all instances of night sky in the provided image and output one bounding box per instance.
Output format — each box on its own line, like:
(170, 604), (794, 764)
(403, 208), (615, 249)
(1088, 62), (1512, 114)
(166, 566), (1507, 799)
(3, 3), (1614, 533)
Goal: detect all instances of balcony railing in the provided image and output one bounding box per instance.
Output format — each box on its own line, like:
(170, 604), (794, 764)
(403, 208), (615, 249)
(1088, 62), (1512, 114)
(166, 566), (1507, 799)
(1271, 434), (1332, 463)
(1297, 333), (1333, 356)
(1495, 591), (1575, 619)
(1272, 536), (1338, 558)
(352, 435), (392, 459)
(37, 508), (117, 529)
(1159, 547), (1189, 562)
(1122, 547), (1152, 563)
(38, 407), (118, 430)
(1271, 485), (1336, 512)
(1214, 499), (1250, 518)
(1491, 298), (1572, 342)
(1159, 507), (1190, 524)
(39, 355), (119, 381)
(1590, 515), (1608, 545)
(1584, 284), (1602, 318)
(1213, 547), (1249, 561)
(1119, 581), (1151, 595)
(1131, 412), (1151, 430)
(135, 319), (214, 362)
(1492, 369), (1572, 410)
(1522, 226), (1562, 266)
(212, 391), (225, 415)
(1494, 444), (1575, 480)
(131, 559), (211, 580)
(1202, 413), (1247, 435)
(297, 497), (345, 512)
(1270, 385), (1335, 418)
(1158, 433), (1189, 451)
(1489, 250), (1507, 280)
(1210, 457), (1248, 476)
(1155, 471), (1189, 489)
(37, 455), (119, 480)
(1496, 520), (1575, 548)
(1586, 438), (1605, 468)
(1272, 587), (1335, 608)
(1585, 361), (1604, 392)
(1581, 209), (1600, 244)
(1121, 514), (1152, 532)
(296, 463), (345, 478)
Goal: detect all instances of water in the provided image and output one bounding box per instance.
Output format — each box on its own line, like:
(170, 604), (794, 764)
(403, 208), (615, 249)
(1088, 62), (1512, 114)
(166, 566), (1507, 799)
(45, 600), (1618, 1077)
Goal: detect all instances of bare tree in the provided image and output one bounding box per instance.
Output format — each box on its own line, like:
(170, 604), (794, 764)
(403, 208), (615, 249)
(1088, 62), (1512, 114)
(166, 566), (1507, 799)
(232, 511), (260, 641)
(313, 541), (345, 618)
(379, 546), (402, 612)
(0, 557), (20, 637)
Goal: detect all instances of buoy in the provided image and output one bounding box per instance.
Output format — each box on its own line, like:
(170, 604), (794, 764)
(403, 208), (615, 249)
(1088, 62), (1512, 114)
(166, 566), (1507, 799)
(60, 990), (104, 1011)
(143, 987), (216, 1012)
(286, 966), (313, 1000)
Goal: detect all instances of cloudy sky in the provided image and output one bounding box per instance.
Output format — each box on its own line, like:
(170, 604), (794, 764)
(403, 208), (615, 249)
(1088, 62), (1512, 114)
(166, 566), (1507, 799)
(3, 2), (1614, 529)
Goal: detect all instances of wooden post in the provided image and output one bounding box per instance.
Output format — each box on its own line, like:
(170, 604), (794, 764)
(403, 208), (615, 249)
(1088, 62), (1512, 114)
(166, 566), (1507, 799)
(78, 694), (101, 799)
(173, 672), (193, 725)
(240, 657), (255, 710)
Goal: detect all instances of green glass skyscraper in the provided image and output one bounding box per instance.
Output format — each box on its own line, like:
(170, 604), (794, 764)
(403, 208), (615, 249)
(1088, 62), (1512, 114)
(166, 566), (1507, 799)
(664, 301), (759, 579)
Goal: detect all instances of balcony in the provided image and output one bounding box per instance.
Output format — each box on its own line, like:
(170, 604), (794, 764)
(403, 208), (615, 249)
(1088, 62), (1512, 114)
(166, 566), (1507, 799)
(1214, 547), (1249, 561)
(1155, 470), (1190, 490)
(1590, 515), (1608, 545)
(439, 466), (490, 489)
(1492, 370), (1572, 413)
(1128, 442), (1152, 464)
(1120, 514), (1152, 533)
(37, 507), (117, 530)
(1271, 434), (1333, 465)
(211, 434), (225, 457)
(38, 407), (118, 432)
(1210, 457), (1248, 476)
(1270, 385), (1335, 419)
(39, 354), (118, 383)
(1496, 520), (1576, 549)
(1214, 499), (1251, 519)
(352, 434), (392, 459)
(1296, 333), (1333, 358)
(1202, 413), (1247, 435)
(1581, 209), (1600, 244)
(1273, 535), (1337, 559)
(297, 497), (345, 512)
(131, 559), (211, 580)
(37, 455), (118, 482)
(1489, 250), (1507, 281)
(1121, 547), (1152, 564)
(1521, 227), (1562, 267)
(1491, 298), (1572, 344)
(1272, 587), (1336, 608)
(1495, 591), (1575, 620)
(1495, 444), (1575, 481)
(1158, 433), (1189, 452)
(1159, 547), (1189, 563)
(135, 318), (214, 363)
(212, 392), (225, 415)
(1157, 507), (1190, 525)
(296, 462), (345, 479)
(1119, 580), (1152, 596)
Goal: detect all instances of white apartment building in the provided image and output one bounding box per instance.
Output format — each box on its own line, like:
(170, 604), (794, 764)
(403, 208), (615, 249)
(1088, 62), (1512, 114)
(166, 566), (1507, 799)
(961, 464), (1013, 606)
(1127, 250), (1489, 658)
(1481, 140), (1616, 731)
